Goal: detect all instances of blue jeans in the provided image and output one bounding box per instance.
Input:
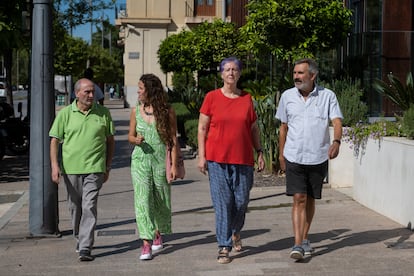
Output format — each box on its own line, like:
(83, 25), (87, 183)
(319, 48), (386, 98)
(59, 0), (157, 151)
(207, 161), (253, 249)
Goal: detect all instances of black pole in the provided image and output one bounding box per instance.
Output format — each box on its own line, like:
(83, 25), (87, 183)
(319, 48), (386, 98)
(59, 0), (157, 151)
(29, 0), (59, 236)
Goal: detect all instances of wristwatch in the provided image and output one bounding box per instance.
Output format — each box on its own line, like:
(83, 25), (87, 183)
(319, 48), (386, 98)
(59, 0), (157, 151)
(256, 148), (263, 154)
(333, 139), (341, 145)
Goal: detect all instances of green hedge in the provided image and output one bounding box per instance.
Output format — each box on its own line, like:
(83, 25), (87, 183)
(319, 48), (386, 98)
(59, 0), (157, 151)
(184, 119), (199, 149)
(171, 102), (198, 147)
(402, 104), (414, 139)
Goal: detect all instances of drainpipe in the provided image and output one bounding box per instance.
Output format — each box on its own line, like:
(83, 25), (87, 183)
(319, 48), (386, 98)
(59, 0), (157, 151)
(222, 0), (226, 21)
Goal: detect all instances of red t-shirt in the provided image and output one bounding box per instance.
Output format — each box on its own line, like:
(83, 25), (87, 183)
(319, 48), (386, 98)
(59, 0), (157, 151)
(200, 89), (257, 166)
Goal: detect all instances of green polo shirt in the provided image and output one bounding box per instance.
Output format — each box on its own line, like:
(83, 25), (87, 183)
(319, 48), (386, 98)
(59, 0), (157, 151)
(49, 101), (115, 174)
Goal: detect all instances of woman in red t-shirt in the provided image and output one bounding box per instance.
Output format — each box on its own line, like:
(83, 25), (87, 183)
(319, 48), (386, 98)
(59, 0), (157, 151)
(198, 57), (265, 264)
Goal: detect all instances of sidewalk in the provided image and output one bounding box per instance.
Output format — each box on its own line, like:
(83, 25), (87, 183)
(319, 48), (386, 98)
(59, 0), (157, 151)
(1, 101), (414, 276)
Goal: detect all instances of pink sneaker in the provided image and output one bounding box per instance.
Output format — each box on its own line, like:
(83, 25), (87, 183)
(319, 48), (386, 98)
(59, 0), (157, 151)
(151, 232), (163, 251)
(139, 243), (152, 260)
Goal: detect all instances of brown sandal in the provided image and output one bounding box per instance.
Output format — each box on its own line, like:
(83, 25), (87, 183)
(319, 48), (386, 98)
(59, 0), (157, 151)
(232, 233), (242, 252)
(217, 247), (231, 264)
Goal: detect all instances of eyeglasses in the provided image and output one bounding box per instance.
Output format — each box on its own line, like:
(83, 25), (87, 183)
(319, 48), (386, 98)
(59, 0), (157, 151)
(222, 67), (240, 73)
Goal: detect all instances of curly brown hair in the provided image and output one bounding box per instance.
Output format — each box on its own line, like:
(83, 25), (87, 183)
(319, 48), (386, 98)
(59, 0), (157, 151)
(139, 74), (174, 148)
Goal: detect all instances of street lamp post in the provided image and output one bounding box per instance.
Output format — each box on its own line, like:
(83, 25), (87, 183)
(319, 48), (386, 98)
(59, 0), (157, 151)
(29, 0), (59, 236)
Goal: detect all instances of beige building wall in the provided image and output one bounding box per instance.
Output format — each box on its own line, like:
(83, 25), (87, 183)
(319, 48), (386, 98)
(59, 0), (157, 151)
(116, 0), (224, 107)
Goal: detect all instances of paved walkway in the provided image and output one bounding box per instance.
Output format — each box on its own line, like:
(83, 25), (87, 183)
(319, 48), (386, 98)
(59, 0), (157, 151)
(1, 100), (414, 275)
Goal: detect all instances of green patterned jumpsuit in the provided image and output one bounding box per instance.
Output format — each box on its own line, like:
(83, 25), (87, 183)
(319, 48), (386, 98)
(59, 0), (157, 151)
(131, 105), (172, 240)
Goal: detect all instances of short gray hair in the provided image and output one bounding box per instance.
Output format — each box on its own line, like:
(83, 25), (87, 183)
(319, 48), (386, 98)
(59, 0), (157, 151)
(294, 58), (319, 76)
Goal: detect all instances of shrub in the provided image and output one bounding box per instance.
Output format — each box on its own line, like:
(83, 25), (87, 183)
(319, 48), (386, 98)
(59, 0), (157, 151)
(244, 80), (280, 173)
(171, 72), (196, 102)
(171, 72), (205, 116)
(402, 104), (414, 139)
(171, 102), (193, 145)
(343, 120), (402, 157)
(253, 92), (278, 173)
(171, 102), (191, 117)
(321, 79), (368, 126)
(184, 119), (199, 149)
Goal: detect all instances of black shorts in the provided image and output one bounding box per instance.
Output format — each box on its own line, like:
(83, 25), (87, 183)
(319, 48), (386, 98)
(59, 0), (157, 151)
(285, 159), (328, 199)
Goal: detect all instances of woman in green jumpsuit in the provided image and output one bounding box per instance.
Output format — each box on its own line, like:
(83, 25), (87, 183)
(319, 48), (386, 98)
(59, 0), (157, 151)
(128, 74), (179, 260)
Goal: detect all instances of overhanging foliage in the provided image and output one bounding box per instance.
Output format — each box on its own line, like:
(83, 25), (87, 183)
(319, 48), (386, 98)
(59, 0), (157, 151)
(241, 0), (353, 61)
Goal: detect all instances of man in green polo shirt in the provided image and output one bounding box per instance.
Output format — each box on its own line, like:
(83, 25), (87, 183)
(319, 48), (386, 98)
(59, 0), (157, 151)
(49, 78), (115, 261)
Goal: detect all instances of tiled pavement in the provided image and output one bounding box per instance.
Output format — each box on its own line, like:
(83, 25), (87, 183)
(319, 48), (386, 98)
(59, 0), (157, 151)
(1, 99), (413, 276)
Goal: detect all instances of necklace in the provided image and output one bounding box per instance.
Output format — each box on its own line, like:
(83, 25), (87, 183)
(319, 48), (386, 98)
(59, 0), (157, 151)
(143, 106), (153, 116)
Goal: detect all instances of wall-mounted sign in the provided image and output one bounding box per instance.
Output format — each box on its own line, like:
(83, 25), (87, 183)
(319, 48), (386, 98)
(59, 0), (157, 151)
(129, 52), (140, 59)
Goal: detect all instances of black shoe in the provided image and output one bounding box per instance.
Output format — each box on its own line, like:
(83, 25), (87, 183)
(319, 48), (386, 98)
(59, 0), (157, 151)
(75, 243), (79, 253)
(79, 250), (94, 261)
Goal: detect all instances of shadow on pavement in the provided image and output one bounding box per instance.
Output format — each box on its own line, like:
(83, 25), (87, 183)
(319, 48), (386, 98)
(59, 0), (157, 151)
(312, 227), (414, 256)
(0, 153), (29, 183)
(232, 226), (414, 262)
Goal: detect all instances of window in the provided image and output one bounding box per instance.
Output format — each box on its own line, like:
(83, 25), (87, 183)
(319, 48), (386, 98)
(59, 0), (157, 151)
(195, 0), (215, 16)
(197, 0), (214, 6)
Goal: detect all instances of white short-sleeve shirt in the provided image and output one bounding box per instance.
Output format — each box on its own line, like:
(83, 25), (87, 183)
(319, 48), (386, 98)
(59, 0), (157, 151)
(275, 85), (343, 165)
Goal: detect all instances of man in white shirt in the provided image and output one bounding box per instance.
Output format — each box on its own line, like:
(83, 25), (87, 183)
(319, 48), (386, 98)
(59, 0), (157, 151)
(275, 58), (343, 260)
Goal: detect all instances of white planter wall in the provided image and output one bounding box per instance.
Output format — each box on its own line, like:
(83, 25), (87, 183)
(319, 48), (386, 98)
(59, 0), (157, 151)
(353, 137), (414, 229)
(329, 127), (414, 229)
(328, 127), (354, 188)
